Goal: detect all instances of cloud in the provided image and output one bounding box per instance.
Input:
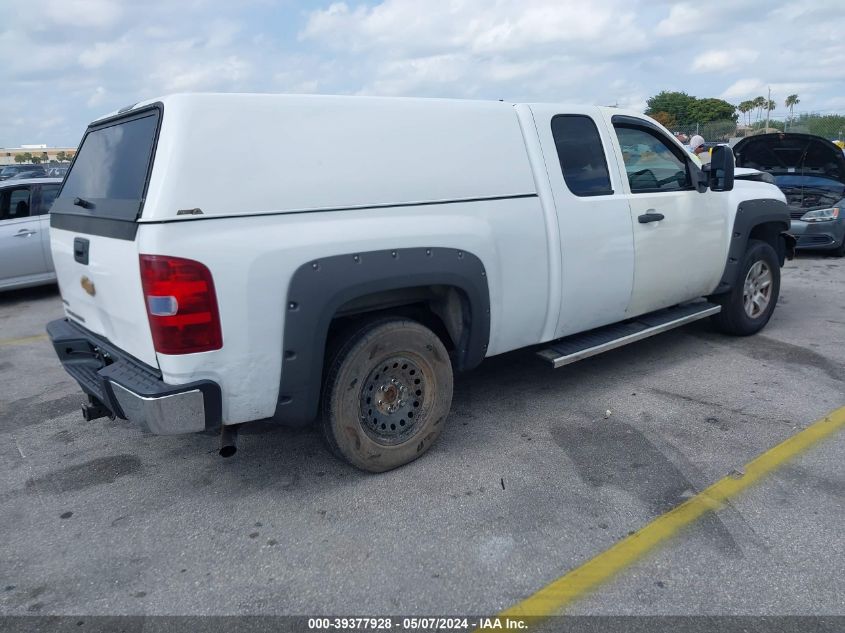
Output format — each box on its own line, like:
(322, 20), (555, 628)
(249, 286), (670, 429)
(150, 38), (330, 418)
(721, 78), (767, 100)
(151, 56), (253, 92)
(655, 2), (704, 36)
(87, 86), (107, 107)
(301, 0), (648, 57)
(1, 0), (845, 146)
(721, 78), (828, 105)
(42, 0), (124, 29)
(298, 0), (652, 103)
(78, 39), (131, 69)
(693, 49), (759, 73)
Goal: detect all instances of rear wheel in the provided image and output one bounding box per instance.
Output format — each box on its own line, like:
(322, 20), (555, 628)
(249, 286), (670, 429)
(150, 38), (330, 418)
(320, 317), (453, 472)
(711, 239), (780, 336)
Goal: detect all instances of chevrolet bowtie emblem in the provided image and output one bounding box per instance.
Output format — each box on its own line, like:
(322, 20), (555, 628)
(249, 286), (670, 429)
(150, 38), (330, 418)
(80, 276), (96, 297)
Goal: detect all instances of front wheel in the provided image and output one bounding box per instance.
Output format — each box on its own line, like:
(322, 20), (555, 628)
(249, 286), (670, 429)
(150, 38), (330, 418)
(320, 318), (453, 472)
(711, 239), (781, 336)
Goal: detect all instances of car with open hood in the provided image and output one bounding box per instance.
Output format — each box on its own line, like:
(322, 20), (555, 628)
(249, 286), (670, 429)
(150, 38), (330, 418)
(734, 133), (845, 256)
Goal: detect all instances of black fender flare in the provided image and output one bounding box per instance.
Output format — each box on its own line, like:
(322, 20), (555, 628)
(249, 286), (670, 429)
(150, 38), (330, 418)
(272, 247), (490, 426)
(712, 198), (791, 294)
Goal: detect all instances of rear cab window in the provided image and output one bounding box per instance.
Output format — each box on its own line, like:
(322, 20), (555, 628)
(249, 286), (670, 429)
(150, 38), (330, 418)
(51, 105), (161, 237)
(551, 115), (614, 197)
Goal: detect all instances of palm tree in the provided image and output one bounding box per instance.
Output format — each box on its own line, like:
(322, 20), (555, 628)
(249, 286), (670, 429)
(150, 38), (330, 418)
(785, 94), (800, 128)
(753, 96), (766, 122)
(738, 100), (754, 127)
(764, 101), (777, 130)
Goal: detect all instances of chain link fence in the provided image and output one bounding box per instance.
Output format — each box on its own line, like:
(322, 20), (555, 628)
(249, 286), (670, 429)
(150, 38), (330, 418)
(669, 113), (845, 147)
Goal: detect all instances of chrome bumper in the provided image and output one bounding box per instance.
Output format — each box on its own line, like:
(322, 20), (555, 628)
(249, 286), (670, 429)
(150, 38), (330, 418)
(110, 382), (208, 435)
(47, 318), (221, 435)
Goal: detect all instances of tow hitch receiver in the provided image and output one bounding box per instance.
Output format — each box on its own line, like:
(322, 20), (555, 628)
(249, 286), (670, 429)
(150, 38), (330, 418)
(81, 395), (112, 422)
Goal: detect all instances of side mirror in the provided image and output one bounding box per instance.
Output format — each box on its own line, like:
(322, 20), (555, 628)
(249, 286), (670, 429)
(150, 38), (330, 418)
(708, 146), (735, 192)
(690, 161), (708, 193)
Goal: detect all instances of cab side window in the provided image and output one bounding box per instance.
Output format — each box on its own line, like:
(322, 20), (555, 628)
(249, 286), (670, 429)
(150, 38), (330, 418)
(0, 187), (32, 220)
(551, 115), (613, 197)
(614, 125), (691, 193)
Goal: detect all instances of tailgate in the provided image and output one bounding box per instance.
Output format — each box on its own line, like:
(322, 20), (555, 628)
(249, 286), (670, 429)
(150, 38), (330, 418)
(49, 105), (162, 368)
(50, 227), (157, 367)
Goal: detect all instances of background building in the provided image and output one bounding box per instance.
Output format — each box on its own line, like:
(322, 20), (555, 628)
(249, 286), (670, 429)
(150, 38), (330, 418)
(1, 145), (76, 166)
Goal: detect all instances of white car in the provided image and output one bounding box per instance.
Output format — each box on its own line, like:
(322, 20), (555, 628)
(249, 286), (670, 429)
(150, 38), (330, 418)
(46, 94), (792, 471)
(0, 177), (62, 290)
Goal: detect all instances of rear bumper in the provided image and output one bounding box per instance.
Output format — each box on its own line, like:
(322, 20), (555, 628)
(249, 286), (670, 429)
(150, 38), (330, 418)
(47, 318), (221, 435)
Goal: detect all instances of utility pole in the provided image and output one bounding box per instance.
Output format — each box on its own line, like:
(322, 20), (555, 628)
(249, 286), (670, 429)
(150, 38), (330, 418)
(766, 86), (771, 132)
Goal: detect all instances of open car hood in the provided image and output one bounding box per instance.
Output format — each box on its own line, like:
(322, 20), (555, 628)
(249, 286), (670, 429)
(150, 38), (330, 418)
(733, 133), (845, 184)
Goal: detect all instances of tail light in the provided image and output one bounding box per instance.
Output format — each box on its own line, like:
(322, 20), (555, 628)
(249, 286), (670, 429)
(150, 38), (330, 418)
(139, 255), (222, 354)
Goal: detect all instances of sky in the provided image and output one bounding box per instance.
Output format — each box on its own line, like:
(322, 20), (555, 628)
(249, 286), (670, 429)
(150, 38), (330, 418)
(2, 0), (844, 147)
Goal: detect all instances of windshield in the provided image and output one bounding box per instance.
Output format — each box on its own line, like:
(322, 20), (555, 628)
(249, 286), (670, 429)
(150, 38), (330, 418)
(55, 108), (159, 221)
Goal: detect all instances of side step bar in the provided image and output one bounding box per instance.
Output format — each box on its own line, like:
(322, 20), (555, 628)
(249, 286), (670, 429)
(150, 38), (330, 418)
(537, 301), (721, 368)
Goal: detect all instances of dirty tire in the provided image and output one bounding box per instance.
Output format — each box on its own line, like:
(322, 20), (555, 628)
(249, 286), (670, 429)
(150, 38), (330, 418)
(711, 239), (780, 336)
(320, 318), (453, 472)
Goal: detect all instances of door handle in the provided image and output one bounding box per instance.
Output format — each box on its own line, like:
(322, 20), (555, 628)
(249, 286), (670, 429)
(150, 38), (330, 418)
(14, 228), (37, 237)
(638, 211), (665, 224)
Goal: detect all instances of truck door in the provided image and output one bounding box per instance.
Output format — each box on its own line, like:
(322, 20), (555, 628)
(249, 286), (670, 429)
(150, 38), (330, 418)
(527, 105), (635, 338)
(602, 114), (727, 316)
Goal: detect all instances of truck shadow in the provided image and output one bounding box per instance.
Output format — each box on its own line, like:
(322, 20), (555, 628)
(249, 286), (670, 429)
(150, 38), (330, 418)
(0, 283), (59, 306)
(216, 321), (715, 484)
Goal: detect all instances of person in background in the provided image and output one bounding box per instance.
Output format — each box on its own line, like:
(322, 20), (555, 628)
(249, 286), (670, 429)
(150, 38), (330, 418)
(689, 134), (710, 164)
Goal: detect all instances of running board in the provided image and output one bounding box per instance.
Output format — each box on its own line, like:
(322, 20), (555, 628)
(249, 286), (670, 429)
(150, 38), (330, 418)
(537, 301), (721, 368)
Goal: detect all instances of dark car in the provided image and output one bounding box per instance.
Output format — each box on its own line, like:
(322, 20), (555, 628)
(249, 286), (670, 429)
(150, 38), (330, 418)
(734, 133), (845, 256)
(0, 164), (48, 181)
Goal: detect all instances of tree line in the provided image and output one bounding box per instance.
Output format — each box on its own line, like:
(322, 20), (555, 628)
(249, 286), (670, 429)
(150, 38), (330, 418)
(645, 91), (803, 130)
(13, 150), (74, 164)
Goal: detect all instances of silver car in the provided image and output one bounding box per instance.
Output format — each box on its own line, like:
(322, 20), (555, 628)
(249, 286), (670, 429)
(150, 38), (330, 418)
(0, 177), (62, 290)
(734, 133), (845, 256)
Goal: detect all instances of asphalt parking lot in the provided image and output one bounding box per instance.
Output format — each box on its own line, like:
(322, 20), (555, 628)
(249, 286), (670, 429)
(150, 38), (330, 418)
(1, 255), (843, 618)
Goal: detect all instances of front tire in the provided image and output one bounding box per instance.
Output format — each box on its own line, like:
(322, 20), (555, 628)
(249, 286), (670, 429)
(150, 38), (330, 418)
(320, 318), (453, 472)
(711, 239), (780, 336)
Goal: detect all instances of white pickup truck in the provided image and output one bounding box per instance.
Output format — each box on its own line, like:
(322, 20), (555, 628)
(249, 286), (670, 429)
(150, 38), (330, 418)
(47, 94), (793, 471)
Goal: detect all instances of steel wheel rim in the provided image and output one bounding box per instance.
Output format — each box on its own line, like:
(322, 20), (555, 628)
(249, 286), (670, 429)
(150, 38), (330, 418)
(742, 260), (772, 318)
(359, 354), (428, 445)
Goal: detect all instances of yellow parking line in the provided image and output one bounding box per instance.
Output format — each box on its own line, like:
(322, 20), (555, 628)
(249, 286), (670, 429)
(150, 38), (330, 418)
(0, 333), (48, 346)
(494, 406), (845, 623)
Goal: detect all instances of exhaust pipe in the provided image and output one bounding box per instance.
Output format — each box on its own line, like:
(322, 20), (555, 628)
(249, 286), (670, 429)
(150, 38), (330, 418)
(219, 424), (240, 458)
